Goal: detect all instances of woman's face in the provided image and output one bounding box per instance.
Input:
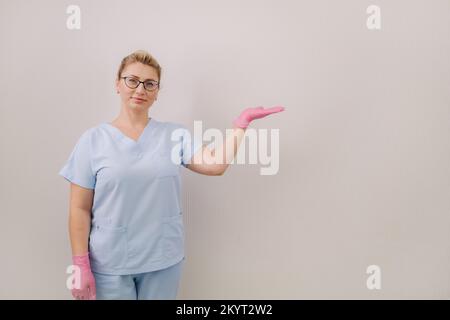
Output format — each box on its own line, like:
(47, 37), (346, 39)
(116, 62), (159, 111)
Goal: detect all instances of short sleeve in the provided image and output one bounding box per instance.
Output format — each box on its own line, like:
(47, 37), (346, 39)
(179, 125), (203, 168)
(58, 130), (96, 189)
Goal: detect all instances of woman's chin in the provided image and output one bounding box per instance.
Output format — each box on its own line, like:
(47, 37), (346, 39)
(126, 101), (150, 110)
(128, 102), (142, 109)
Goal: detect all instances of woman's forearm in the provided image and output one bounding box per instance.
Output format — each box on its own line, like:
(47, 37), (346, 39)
(210, 126), (246, 174)
(69, 208), (92, 255)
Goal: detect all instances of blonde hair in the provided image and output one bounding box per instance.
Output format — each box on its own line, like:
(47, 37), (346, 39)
(117, 50), (162, 83)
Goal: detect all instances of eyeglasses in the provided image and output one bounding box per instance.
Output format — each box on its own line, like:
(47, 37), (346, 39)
(121, 76), (159, 91)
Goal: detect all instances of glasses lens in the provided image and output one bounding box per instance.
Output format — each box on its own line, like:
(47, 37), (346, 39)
(144, 81), (158, 91)
(125, 77), (139, 88)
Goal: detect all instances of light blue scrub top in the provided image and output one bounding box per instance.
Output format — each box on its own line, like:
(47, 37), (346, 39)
(58, 118), (203, 275)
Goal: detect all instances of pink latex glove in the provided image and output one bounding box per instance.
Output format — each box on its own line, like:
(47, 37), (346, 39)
(232, 106), (285, 129)
(72, 253), (96, 300)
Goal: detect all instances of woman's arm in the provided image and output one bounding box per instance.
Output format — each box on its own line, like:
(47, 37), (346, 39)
(186, 105), (285, 176)
(68, 183), (94, 255)
(186, 126), (246, 176)
(67, 183), (97, 300)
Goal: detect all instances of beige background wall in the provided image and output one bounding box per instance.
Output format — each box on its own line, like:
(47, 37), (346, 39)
(1, 0), (449, 299)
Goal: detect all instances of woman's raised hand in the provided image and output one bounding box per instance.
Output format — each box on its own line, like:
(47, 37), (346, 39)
(232, 106), (285, 129)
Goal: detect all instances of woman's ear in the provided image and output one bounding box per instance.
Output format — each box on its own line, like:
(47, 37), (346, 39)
(115, 79), (120, 94)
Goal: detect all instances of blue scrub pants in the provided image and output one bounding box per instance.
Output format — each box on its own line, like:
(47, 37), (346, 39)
(93, 258), (184, 300)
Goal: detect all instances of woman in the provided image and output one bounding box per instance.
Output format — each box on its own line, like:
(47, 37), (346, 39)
(59, 50), (284, 300)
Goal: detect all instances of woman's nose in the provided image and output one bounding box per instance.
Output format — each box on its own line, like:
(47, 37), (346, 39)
(135, 83), (146, 93)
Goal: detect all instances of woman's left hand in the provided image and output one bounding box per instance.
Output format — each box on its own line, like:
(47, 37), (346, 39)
(232, 106), (285, 129)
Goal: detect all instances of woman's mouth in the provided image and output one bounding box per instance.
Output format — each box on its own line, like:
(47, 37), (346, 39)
(132, 97), (146, 103)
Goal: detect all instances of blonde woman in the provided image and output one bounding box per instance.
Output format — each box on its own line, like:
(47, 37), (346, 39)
(59, 50), (284, 300)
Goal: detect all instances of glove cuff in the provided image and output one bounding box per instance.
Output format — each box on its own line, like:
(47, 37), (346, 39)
(72, 252), (91, 267)
(232, 117), (249, 129)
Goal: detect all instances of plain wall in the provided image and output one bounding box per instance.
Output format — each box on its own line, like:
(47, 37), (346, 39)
(0, 0), (449, 299)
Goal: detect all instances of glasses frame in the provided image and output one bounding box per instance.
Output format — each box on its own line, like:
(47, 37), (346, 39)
(121, 76), (160, 92)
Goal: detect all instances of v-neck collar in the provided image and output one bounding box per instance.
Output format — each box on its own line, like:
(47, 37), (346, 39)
(103, 117), (156, 145)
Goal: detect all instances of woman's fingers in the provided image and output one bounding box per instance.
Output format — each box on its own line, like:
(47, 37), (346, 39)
(72, 288), (88, 300)
(250, 106), (285, 119)
(88, 285), (97, 300)
(261, 106), (285, 114)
